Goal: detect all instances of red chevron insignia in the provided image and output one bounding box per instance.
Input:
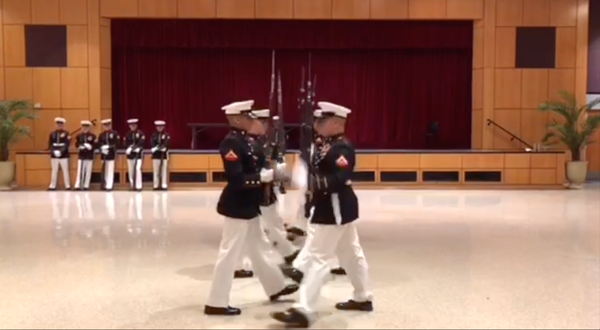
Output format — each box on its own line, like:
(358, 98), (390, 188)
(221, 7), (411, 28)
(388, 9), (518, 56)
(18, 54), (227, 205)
(336, 155), (349, 168)
(224, 150), (238, 161)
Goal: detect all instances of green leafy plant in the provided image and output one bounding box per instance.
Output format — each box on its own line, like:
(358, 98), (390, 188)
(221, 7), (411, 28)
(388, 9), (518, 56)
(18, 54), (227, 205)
(0, 100), (36, 162)
(539, 91), (600, 161)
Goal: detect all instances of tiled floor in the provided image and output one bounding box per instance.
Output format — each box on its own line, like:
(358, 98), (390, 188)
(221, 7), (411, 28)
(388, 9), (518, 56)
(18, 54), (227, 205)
(0, 187), (599, 329)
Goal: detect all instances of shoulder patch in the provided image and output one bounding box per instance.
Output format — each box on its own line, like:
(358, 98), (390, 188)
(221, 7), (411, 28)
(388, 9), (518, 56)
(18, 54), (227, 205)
(224, 150), (238, 162)
(336, 155), (349, 168)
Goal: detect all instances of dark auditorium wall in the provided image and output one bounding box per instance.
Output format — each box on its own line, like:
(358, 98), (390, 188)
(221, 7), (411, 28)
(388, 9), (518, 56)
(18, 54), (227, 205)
(1, 0), (596, 171)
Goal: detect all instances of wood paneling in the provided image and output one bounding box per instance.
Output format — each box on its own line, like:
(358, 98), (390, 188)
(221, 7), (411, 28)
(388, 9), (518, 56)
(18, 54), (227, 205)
(100, 68), (112, 109)
(473, 25), (484, 68)
(473, 68), (483, 109)
(255, 0), (293, 18)
(494, 69), (522, 109)
(420, 155), (462, 168)
(530, 168), (556, 184)
(575, 0), (588, 68)
(370, 0), (408, 19)
(61, 68), (89, 109)
(33, 68), (61, 109)
(378, 154), (420, 169)
(88, 67), (102, 121)
(100, 0), (139, 17)
(556, 27), (577, 68)
(60, 0), (88, 24)
(550, 0), (577, 26)
(176, 0), (216, 17)
(504, 168), (530, 183)
(505, 153), (530, 168)
(493, 110), (521, 149)
(548, 69), (576, 96)
(521, 69), (548, 108)
(495, 0), (522, 26)
(170, 154), (210, 170)
(522, 0), (550, 26)
(3, 25), (25, 67)
(2, 0), (32, 24)
(447, 0), (484, 19)
(531, 153), (557, 168)
(408, 0), (446, 19)
(495, 27), (515, 67)
(520, 109), (547, 146)
(472, 110), (483, 149)
(31, 0), (60, 24)
(332, 0), (369, 19)
(67, 26), (88, 67)
(139, 0), (178, 17)
(5, 68), (33, 100)
(100, 26), (111, 68)
(33, 109), (62, 149)
(294, 0), (332, 19)
(0, 69), (4, 100)
(62, 109), (91, 131)
(462, 154), (504, 168)
(355, 154), (378, 169)
(216, 0), (255, 18)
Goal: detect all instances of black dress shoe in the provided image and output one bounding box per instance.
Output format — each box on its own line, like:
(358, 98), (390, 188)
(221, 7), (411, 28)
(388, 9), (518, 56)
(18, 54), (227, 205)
(287, 227), (306, 237)
(330, 267), (347, 275)
(204, 305), (241, 316)
(270, 308), (309, 328)
(65, 187), (71, 191)
(47, 188), (57, 191)
(335, 299), (374, 312)
(83, 188), (89, 191)
(104, 188), (113, 192)
(153, 187), (160, 191)
(284, 250), (300, 265)
(234, 270), (253, 278)
(135, 189), (142, 192)
(269, 284), (299, 302)
(281, 267), (304, 284)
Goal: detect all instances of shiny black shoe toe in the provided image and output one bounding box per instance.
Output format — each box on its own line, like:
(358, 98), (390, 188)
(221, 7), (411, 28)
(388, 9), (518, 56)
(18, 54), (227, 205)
(270, 308), (309, 328)
(284, 250), (300, 265)
(330, 267), (347, 275)
(281, 267), (304, 284)
(234, 269), (254, 278)
(269, 284), (299, 302)
(287, 227), (306, 237)
(335, 299), (374, 312)
(204, 305), (241, 316)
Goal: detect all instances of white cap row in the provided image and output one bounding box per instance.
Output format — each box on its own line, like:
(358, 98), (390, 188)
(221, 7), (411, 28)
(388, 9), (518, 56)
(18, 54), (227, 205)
(221, 100), (351, 119)
(99, 119), (165, 125)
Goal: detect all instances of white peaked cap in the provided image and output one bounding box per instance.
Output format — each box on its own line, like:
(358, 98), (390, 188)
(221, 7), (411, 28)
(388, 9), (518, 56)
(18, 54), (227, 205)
(54, 117), (66, 123)
(101, 119), (112, 124)
(313, 110), (323, 118)
(80, 120), (92, 126)
(251, 109), (270, 118)
(222, 100), (254, 115)
(318, 102), (351, 118)
(154, 120), (166, 125)
(127, 118), (139, 124)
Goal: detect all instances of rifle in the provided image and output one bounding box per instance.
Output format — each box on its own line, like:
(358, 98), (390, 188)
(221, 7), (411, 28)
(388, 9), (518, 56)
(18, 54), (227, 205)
(276, 71), (287, 194)
(263, 50), (277, 204)
(158, 134), (164, 189)
(299, 54), (317, 218)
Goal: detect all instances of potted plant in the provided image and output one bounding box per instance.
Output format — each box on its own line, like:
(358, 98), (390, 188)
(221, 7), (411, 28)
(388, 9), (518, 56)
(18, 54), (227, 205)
(539, 91), (600, 189)
(0, 100), (35, 190)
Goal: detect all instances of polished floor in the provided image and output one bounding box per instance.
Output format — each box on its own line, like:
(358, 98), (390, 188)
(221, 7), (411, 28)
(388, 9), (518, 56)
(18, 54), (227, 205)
(0, 187), (599, 329)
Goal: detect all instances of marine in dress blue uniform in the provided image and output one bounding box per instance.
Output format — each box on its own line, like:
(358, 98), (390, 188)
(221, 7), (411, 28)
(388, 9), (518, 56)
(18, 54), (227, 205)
(74, 120), (96, 190)
(150, 120), (170, 190)
(272, 102), (373, 328)
(97, 119), (120, 191)
(123, 119), (145, 191)
(48, 117), (71, 190)
(204, 100), (298, 316)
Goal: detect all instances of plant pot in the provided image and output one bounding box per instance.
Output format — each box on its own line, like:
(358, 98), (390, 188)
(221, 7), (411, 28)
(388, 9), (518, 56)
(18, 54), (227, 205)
(565, 161), (588, 189)
(0, 161), (15, 191)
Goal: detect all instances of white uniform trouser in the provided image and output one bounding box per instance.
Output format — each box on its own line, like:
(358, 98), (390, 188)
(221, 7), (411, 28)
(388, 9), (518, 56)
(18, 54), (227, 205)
(293, 208), (341, 273)
(127, 158), (143, 190)
(49, 158), (70, 189)
(74, 160), (93, 189)
(261, 203), (297, 257)
(207, 217), (287, 308)
(293, 223), (372, 315)
(103, 160), (116, 190)
(152, 159), (168, 189)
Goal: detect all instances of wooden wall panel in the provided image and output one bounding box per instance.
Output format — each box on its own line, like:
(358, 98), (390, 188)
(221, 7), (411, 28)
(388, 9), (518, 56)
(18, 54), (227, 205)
(3, 25), (25, 67)
(408, 0), (446, 19)
(67, 26), (89, 67)
(100, 0), (139, 17)
(420, 154), (462, 168)
(462, 154), (504, 168)
(550, 0), (577, 26)
(505, 153), (530, 168)
(370, 0), (408, 19)
(493, 110), (521, 149)
(100, 26), (110, 68)
(378, 154), (420, 169)
(176, 0), (216, 18)
(520, 109), (547, 145)
(33, 109), (62, 149)
(255, 0), (293, 18)
(62, 109), (91, 130)
(548, 69), (576, 97)
(61, 68), (89, 109)
(575, 0), (588, 69)
(5, 68), (33, 100)
(495, 0), (522, 26)
(0, 69), (4, 100)
(494, 69), (521, 109)
(60, 0), (88, 24)
(472, 109), (483, 149)
(88, 68), (101, 120)
(521, 69), (548, 108)
(31, 0), (60, 24)
(100, 68), (112, 109)
(473, 68), (483, 109)
(473, 24), (483, 68)
(522, 0), (550, 26)
(217, 0), (255, 18)
(446, 0), (484, 19)
(495, 27), (515, 67)
(294, 0), (332, 19)
(33, 68), (61, 109)
(482, 0), (495, 149)
(556, 27), (576, 68)
(139, 0), (178, 17)
(2, 0), (32, 24)
(504, 168), (530, 183)
(332, 0), (369, 19)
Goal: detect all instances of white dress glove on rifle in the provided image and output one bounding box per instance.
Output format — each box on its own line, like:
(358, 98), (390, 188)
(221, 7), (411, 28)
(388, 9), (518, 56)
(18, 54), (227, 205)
(134, 148), (141, 153)
(260, 168), (274, 183)
(151, 147), (158, 153)
(52, 150), (61, 158)
(291, 159), (309, 192)
(160, 147), (167, 152)
(101, 145), (109, 155)
(84, 143), (92, 150)
(126, 147), (132, 155)
(79, 145), (86, 150)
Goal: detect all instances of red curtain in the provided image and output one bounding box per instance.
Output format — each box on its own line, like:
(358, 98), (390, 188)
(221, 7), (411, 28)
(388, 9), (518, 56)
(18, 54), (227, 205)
(112, 20), (473, 150)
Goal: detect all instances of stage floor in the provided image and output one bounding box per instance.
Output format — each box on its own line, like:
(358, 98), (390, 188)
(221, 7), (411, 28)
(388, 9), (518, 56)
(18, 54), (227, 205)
(0, 188), (599, 329)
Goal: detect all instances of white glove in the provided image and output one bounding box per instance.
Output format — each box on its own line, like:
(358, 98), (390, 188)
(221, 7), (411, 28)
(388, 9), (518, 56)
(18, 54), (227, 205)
(291, 160), (309, 191)
(101, 145), (109, 150)
(134, 148), (141, 153)
(84, 143), (92, 150)
(260, 168), (274, 183)
(126, 147), (132, 155)
(160, 147), (167, 152)
(276, 162), (288, 179)
(79, 145), (86, 150)
(101, 148), (109, 155)
(52, 150), (61, 158)
(151, 147), (158, 153)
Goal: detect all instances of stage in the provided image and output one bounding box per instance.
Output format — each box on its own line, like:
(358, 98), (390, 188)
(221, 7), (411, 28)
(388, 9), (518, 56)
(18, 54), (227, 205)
(15, 149), (567, 189)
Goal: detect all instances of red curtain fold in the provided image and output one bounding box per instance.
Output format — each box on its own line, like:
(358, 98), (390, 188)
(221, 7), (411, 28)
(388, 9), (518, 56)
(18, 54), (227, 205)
(112, 20), (473, 150)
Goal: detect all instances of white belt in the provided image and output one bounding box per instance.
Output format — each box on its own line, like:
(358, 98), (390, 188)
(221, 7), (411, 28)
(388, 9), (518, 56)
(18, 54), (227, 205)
(52, 143), (64, 147)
